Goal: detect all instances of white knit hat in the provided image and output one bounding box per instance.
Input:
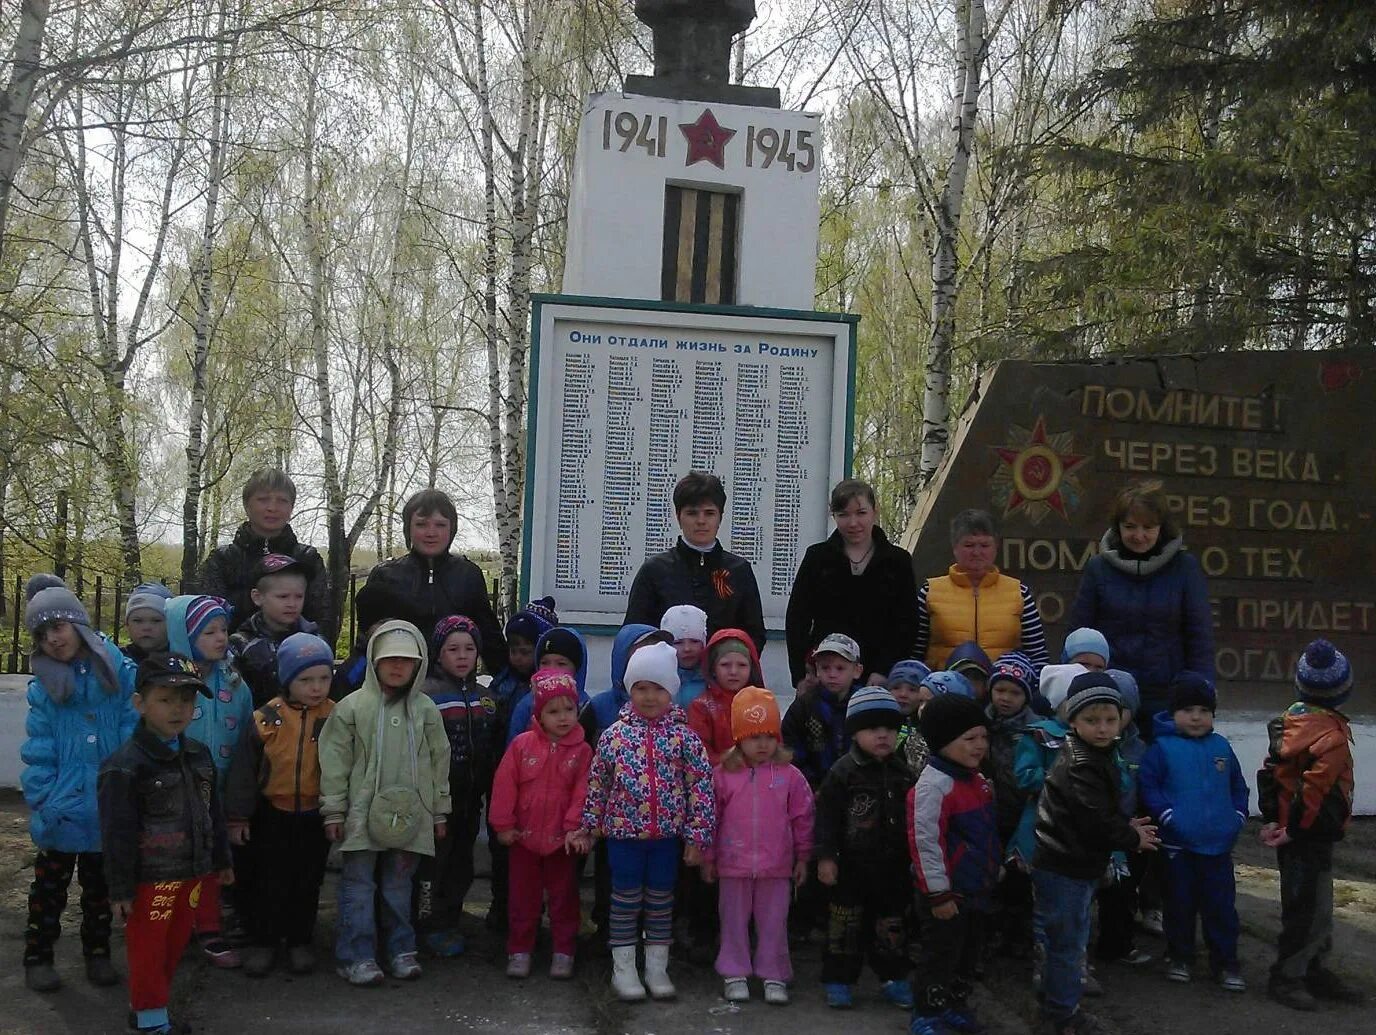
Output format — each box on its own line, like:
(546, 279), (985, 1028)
(622, 640), (681, 696)
(660, 604), (707, 645)
(1037, 663), (1089, 713)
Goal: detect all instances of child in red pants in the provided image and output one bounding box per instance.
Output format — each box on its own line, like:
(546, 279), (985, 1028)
(489, 670), (592, 979)
(99, 655), (233, 1035)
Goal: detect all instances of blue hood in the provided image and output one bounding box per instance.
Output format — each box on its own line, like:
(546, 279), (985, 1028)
(611, 624), (659, 698)
(1150, 709), (1178, 739)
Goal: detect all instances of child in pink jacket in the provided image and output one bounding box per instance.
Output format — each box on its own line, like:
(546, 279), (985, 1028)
(702, 687), (815, 1006)
(489, 670), (592, 980)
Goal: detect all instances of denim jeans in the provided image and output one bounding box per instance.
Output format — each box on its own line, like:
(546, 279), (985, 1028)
(1033, 868), (1096, 1023)
(336, 849), (419, 964)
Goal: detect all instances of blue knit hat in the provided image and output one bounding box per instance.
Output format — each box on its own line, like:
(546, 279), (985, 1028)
(1105, 669), (1140, 715)
(1062, 627), (1111, 666)
(1296, 639), (1352, 707)
(845, 685), (901, 736)
(888, 659), (932, 689)
(277, 632), (335, 689)
(922, 669), (975, 700)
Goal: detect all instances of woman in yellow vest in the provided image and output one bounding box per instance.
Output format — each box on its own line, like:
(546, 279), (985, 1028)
(914, 509), (1048, 669)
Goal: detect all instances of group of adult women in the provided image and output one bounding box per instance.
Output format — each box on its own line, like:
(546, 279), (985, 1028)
(352, 474), (1213, 714)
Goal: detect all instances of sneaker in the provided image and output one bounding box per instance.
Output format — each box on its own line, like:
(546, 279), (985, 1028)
(85, 955), (120, 986)
(1268, 976), (1319, 1012)
(1138, 909), (1164, 936)
(506, 953), (532, 979)
(126, 1011), (191, 1033)
(1219, 968), (1246, 993)
(824, 982), (854, 1008)
(287, 946), (316, 974)
(1110, 948), (1153, 966)
(199, 934), (242, 969)
(940, 1007), (984, 1033)
(881, 978), (914, 1008)
(388, 951), (422, 980)
(910, 1016), (951, 1035)
(1306, 967), (1367, 1004)
(423, 930), (465, 957)
(1166, 959), (1191, 983)
(764, 980), (789, 1005)
(549, 953), (574, 980)
(1082, 967), (1104, 997)
(242, 946), (275, 978)
(337, 959), (384, 986)
(723, 977), (749, 1002)
(24, 963), (61, 993)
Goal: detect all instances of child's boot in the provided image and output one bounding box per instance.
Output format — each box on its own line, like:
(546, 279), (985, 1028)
(85, 955), (119, 987)
(611, 945), (646, 1001)
(642, 944), (676, 999)
(24, 962), (61, 993)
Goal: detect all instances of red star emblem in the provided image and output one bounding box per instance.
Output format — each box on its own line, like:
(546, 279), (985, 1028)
(679, 109), (735, 169)
(990, 416), (1088, 523)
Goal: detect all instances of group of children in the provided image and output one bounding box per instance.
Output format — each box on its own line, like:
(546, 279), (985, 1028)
(17, 558), (1364, 1035)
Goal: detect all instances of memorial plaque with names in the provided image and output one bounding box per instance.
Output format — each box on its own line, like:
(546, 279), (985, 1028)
(524, 296), (857, 630)
(901, 350), (1376, 716)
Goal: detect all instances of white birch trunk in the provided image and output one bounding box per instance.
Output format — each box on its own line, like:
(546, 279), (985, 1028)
(0, 0), (49, 248)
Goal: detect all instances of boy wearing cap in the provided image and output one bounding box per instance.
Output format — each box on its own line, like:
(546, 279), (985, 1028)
(814, 686), (916, 1009)
(121, 583), (171, 664)
(946, 642), (992, 703)
(99, 654), (233, 1035)
(225, 632), (337, 977)
(20, 576), (138, 993)
(1139, 672), (1248, 990)
(319, 619), (450, 986)
(908, 694), (999, 1035)
(229, 553), (322, 708)
(662, 604), (708, 707)
(1033, 672), (1160, 1035)
(1258, 639), (1364, 1010)
(782, 633), (864, 790)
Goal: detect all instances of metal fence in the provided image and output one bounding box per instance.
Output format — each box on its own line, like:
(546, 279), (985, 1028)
(2, 572), (504, 675)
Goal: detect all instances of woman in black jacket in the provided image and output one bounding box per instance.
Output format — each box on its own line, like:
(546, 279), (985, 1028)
(785, 479), (919, 689)
(360, 489), (507, 675)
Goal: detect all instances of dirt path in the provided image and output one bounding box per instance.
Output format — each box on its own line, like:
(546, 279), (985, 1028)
(1, 792), (1372, 1035)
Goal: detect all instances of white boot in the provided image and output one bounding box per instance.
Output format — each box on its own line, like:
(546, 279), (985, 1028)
(643, 944), (676, 1000)
(611, 945), (646, 1002)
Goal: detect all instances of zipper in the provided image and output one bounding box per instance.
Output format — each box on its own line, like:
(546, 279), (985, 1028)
(972, 580), (980, 642)
(293, 703), (308, 812)
(428, 563), (434, 585)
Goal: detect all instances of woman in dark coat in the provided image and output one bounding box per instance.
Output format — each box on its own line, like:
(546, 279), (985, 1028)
(785, 479), (919, 688)
(1068, 480), (1214, 738)
(361, 489), (507, 675)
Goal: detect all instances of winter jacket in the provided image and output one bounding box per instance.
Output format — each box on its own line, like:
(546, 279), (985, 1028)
(1032, 732), (1142, 880)
(168, 596), (253, 787)
(1257, 702), (1354, 842)
(228, 611), (321, 708)
(318, 620), (452, 856)
(489, 723), (592, 857)
(1068, 530), (1214, 696)
(688, 628), (763, 765)
(909, 755), (999, 909)
(581, 623), (656, 751)
(362, 550), (507, 675)
(21, 636), (138, 853)
(624, 538), (766, 653)
(785, 527), (920, 683)
(98, 723), (230, 902)
(985, 702), (1034, 841)
(1116, 722), (1147, 817)
(1139, 712), (1248, 856)
(705, 760), (814, 879)
(814, 745), (915, 875)
(490, 666), (531, 748)
(1008, 717), (1068, 865)
(424, 670), (502, 805)
(226, 696), (334, 818)
(195, 521), (333, 641)
(916, 565), (1048, 669)
(581, 703), (714, 846)
(508, 626), (589, 745)
(781, 684), (852, 789)
(677, 666), (707, 708)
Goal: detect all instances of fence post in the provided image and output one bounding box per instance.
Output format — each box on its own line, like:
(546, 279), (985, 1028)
(348, 574), (357, 650)
(93, 575), (103, 634)
(53, 490), (69, 579)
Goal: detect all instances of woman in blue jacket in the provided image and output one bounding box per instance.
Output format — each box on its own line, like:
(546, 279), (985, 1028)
(1068, 482), (1214, 741)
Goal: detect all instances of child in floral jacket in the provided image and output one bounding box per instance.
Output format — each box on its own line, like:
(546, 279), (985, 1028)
(580, 641), (714, 1003)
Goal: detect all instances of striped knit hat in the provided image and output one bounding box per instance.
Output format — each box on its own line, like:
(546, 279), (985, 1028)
(184, 596), (230, 659)
(989, 652), (1038, 702)
(1295, 639), (1353, 707)
(845, 685), (901, 736)
(1064, 671), (1122, 721)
